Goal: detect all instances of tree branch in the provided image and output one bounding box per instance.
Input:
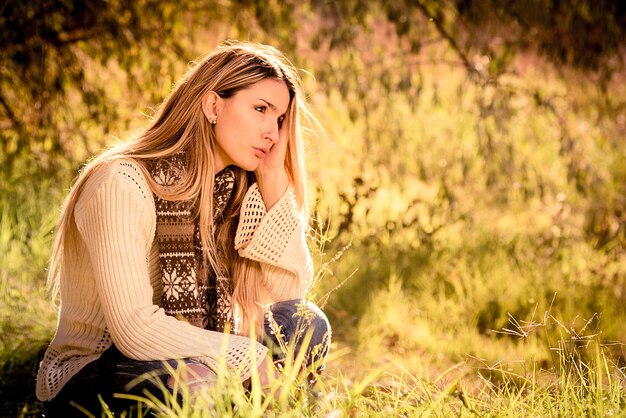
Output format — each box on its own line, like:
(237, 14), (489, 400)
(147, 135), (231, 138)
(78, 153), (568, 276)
(0, 92), (25, 136)
(413, 1), (478, 77)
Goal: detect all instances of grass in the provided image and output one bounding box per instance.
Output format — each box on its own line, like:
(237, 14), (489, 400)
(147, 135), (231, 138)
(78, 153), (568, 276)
(28, 333), (625, 417)
(0, 159), (64, 417)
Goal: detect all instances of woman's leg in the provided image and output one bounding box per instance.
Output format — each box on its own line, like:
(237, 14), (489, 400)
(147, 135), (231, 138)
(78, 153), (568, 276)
(263, 299), (331, 373)
(43, 346), (179, 418)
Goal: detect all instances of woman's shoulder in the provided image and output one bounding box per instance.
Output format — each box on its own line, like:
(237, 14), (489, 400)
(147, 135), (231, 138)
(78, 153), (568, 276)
(77, 158), (154, 210)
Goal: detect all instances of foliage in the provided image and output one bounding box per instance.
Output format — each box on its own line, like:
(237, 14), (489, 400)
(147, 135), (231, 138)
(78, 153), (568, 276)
(0, 160), (64, 417)
(1, 0), (186, 164)
(456, 0), (626, 76)
(3, 0), (625, 167)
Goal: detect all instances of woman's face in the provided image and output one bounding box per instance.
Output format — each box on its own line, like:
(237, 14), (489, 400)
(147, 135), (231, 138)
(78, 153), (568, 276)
(212, 78), (291, 172)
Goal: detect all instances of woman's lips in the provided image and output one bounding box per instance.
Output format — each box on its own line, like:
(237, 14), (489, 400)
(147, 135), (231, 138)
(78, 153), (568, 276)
(253, 147), (267, 158)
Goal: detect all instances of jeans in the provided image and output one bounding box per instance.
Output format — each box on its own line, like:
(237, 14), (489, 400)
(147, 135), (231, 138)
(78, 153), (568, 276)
(262, 299), (331, 371)
(42, 299), (330, 417)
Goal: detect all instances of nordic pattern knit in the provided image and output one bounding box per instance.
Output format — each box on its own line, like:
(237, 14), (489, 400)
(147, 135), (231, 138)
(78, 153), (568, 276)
(36, 159), (314, 401)
(152, 156), (237, 332)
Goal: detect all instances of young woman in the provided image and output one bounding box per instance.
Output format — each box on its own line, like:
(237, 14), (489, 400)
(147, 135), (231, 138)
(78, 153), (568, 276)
(36, 41), (331, 416)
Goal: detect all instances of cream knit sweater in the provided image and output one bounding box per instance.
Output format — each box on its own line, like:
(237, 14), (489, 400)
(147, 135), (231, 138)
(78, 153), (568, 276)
(36, 159), (313, 401)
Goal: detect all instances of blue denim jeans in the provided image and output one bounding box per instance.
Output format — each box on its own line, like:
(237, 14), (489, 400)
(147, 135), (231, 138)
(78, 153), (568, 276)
(42, 299), (330, 417)
(262, 299), (331, 372)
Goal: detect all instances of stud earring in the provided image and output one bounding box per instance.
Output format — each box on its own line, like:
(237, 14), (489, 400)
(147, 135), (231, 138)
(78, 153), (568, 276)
(210, 118), (217, 125)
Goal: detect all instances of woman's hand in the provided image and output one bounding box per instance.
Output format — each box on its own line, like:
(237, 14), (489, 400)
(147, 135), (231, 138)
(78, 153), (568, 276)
(257, 355), (282, 400)
(257, 355), (272, 387)
(167, 362), (217, 398)
(255, 121), (289, 210)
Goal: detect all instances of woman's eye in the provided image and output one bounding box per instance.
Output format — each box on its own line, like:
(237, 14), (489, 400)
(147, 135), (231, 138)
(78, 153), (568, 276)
(255, 105), (267, 113)
(277, 116), (285, 129)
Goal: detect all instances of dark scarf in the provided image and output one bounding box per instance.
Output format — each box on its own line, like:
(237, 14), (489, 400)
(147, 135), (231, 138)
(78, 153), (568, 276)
(150, 155), (236, 332)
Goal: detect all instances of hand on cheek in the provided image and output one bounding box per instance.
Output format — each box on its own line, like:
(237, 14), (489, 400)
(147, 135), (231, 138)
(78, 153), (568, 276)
(255, 126), (289, 210)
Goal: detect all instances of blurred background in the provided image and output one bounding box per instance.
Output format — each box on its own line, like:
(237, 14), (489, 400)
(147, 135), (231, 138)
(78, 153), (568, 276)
(1, 0), (625, 416)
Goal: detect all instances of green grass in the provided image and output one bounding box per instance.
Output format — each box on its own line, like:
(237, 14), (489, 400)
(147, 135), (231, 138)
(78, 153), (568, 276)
(0, 159), (65, 417)
(21, 335), (625, 417)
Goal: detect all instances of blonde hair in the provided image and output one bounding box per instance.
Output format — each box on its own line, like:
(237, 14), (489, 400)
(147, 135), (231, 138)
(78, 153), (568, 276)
(48, 41), (314, 335)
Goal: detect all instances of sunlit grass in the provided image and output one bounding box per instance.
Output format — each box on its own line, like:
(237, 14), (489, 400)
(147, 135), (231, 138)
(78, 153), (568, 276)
(0, 163), (62, 365)
(59, 331), (626, 417)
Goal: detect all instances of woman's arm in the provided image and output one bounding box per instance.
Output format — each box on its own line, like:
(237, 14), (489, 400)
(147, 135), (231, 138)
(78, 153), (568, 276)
(256, 168), (289, 211)
(238, 109), (313, 301)
(75, 161), (267, 381)
(234, 183), (313, 302)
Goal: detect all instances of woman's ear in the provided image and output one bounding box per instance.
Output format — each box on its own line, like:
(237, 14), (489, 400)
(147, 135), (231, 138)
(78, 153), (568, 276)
(201, 91), (222, 123)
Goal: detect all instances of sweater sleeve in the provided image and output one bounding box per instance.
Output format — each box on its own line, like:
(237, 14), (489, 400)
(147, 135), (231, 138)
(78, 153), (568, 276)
(74, 162), (267, 381)
(234, 183), (314, 302)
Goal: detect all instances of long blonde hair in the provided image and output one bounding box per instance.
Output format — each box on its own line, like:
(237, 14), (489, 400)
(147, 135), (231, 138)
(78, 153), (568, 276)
(48, 41), (314, 335)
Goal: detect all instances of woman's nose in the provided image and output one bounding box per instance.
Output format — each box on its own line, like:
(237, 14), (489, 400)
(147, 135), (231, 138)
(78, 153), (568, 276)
(265, 120), (279, 143)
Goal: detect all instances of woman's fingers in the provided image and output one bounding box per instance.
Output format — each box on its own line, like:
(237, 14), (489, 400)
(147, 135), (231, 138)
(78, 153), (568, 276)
(166, 362), (217, 390)
(257, 115), (290, 175)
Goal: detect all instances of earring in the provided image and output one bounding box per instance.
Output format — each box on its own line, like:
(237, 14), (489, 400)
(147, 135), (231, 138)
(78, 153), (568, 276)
(210, 118), (216, 125)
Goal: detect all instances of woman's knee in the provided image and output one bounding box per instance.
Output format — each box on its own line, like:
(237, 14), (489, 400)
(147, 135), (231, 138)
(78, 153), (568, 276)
(269, 299), (329, 335)
(265, 299), (332, 367)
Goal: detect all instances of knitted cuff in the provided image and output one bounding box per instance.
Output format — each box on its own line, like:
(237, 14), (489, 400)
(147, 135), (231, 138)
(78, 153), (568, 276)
(234, 183), (300, 266)
(197, 334), (268, 382)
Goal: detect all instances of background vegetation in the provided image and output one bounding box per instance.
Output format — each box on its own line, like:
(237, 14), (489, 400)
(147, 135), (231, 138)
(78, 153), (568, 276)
(1, 0), (625, 416)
